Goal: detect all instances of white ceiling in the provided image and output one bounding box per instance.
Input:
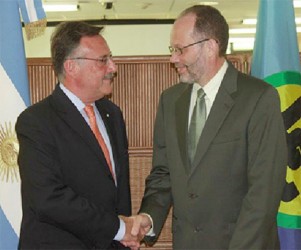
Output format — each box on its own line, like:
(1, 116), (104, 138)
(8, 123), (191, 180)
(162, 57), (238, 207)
(42, 0), (301, 52)
(43, 0), (261, 28)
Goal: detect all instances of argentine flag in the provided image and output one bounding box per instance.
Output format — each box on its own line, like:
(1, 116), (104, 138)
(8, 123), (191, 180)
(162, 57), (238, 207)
(251, 0), (301, 249)
(0, 0), (46, 249)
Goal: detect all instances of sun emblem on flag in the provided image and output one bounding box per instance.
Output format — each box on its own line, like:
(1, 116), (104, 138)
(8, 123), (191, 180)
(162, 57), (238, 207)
(0, 122), (20, 182)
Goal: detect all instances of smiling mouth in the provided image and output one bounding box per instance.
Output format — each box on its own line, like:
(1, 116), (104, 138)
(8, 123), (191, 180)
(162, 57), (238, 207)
(176, 66), (187, 74)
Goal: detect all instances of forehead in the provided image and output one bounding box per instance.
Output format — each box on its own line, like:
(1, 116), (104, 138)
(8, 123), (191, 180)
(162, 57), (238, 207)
(79, 35), (110, 55)
(171, 14), (196, 45)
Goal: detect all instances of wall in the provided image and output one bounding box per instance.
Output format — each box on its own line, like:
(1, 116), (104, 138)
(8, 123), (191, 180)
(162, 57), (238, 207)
(23, 23), (267, 57)
(27, 55), (250, 250)
(24, 24), (172, 57)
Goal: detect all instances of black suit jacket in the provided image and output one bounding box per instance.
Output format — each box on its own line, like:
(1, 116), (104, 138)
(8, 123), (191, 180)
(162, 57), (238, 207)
(16, 85), (131, 249)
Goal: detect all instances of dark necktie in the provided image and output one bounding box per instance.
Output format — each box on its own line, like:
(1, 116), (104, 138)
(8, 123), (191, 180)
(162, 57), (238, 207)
(188, 88), (207, 164)
(84, 105), (115, 180)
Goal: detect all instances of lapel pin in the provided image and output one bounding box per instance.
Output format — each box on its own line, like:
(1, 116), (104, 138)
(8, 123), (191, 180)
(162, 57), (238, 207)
(106, 113), (110, 117)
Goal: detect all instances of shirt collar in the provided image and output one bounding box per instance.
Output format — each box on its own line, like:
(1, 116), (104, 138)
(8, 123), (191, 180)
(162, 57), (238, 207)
(192, 60), (228, 101)
(59, 83), (90, 112)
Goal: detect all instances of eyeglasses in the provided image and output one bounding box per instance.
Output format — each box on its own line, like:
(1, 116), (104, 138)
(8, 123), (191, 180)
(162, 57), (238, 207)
(68, 53), (113, 65)
(169, 38), (210, 55)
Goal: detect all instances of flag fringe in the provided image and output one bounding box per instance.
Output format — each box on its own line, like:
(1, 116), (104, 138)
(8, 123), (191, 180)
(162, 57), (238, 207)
(24, 18), (47, 40)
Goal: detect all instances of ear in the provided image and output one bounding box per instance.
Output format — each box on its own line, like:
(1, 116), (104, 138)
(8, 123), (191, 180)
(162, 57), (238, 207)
(207, 39), (219, 57)
(63, 59), (78, 77)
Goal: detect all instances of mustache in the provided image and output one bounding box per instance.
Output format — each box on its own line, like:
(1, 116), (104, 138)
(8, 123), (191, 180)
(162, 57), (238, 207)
(103, 72), (117, 79)
(174, 63), (186, 68)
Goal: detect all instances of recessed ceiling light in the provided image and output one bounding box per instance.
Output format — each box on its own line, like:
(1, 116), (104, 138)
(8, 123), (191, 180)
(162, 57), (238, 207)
(294, 0), (301, 8)
(242, 18), (301, 25)
(242, 19), (257, 25)
(199, 2), (218, 6)
(229, 28), (256, 34)
(43, 4), (79, 12)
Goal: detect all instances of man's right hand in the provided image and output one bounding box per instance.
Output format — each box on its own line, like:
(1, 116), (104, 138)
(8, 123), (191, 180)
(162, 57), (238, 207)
(119, 214), (152, 250)
(131, 214), (152, 238)
(119, 215), (140, 250)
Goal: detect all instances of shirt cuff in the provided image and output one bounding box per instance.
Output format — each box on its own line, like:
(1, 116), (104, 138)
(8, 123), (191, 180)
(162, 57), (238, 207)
(140, 213), (155, 236)
(114, 218), (125, 241)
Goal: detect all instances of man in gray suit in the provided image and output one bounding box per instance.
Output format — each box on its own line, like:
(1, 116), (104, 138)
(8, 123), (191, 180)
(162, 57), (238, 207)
(129, 5), (288, 249)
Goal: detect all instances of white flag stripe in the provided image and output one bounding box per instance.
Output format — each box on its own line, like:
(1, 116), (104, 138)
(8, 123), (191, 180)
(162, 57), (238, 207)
(24, 0), (38, 22)
(0, 63), (25, 235)
(0, 181), (22, 235)
(0, 64), (27, 124)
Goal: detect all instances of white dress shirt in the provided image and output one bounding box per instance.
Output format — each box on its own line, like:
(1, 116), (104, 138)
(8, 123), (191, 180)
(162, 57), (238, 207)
(59, 83), (125, 241)
(188, 61), (229, 127)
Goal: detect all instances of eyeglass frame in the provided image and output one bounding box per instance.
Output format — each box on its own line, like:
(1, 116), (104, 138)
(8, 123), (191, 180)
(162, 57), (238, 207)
(67, 53), (113, 65)
(169, 38), (211, 55)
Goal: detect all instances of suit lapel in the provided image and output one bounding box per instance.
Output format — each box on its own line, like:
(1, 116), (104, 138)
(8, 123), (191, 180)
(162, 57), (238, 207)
(190, 63), (238, 175)
(50, 85), (113, 177)
(175, 84), (193, 173)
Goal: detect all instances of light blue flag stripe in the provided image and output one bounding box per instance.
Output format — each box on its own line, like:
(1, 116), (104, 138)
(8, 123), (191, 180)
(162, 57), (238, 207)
(0, 0), (30, 106)
(18, 0), (45, 24)
(0, 1), (29, 249)
(0, 207), (18, 250)
(251, 0), (301, 79)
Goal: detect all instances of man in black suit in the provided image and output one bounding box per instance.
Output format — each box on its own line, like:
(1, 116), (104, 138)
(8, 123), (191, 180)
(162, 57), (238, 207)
(16, 21), (139, 249)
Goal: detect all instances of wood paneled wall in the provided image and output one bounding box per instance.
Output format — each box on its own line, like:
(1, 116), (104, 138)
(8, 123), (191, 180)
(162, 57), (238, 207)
(27, 54), (251, 249)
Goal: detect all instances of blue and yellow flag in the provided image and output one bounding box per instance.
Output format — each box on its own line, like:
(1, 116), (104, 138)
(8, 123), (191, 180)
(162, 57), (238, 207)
(0, 0), (46, 249)
(251, 0), (301, 249)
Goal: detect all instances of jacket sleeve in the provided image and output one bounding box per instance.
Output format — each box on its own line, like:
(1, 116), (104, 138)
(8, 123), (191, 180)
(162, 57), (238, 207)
(139, 93), (173, 242)
(229, 86), (287, 249)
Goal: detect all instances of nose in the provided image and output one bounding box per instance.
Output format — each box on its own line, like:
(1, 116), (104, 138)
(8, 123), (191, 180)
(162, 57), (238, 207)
(170, 52), (180, 64)
(107, 57), (117, 73)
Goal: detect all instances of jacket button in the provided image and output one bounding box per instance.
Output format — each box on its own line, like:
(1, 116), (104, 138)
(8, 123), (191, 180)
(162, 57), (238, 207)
(189, 193), (198, 199)
(194, 226), (202, 233)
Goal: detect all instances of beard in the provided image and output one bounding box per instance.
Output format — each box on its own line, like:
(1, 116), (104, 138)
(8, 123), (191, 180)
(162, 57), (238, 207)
(175, 56), (201, 84)
(179, 72), (196, 84)
(177, 66), (200, 84)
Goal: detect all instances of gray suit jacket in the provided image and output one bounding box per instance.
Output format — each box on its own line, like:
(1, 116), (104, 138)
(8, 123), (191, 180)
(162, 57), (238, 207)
(140, 62), (287, 249)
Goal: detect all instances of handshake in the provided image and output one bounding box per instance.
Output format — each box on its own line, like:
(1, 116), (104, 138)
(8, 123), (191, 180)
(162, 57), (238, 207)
(119, 214), (153, 250)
